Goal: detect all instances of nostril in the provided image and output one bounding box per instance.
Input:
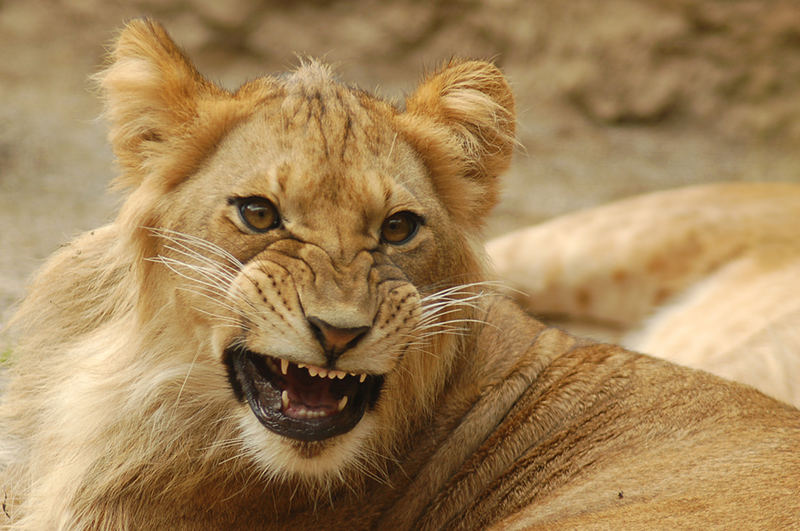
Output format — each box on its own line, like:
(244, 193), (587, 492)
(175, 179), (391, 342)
(307, 316), (370, 361)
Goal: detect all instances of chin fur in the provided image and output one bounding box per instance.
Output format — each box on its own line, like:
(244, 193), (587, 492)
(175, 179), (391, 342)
(237, 411), (379, 485)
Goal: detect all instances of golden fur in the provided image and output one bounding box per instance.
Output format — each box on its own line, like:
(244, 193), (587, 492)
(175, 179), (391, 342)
(1, 20), (798, 529)
(488, 183), (800, 407)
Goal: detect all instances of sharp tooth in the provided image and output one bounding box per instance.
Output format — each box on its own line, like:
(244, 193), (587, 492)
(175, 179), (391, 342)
(318, 368), (328, 378)
(338, 395), (348, 412)
(337, 372), (346, 380)
(359, 374), (367, 383)
(281, 390), (289, 410)
(308, 367), (317, 377)
(280, 359), (289, 375)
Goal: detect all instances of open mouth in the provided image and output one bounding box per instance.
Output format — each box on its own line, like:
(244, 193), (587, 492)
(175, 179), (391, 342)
(225, 346), (384, 442)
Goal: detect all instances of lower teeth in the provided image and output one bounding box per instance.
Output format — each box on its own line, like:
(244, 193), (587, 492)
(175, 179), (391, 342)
(280, 391), (349, 418)
(281, 390), (289, 409)
(294, 408), (326, 419)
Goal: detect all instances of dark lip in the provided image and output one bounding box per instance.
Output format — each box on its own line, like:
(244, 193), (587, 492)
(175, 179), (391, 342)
(225, 346), (384, 442)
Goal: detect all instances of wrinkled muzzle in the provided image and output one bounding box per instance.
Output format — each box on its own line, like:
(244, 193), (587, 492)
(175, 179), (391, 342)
(223, 242), (420, 442)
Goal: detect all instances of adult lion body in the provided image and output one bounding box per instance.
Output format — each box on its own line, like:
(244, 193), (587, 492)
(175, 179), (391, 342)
(1, 20), (798, 529)
(488, 183), (800, 407)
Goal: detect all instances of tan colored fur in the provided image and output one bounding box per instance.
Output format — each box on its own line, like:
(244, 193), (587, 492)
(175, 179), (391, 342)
(488, 183), (800, 407)
(1, 20), (798, 529)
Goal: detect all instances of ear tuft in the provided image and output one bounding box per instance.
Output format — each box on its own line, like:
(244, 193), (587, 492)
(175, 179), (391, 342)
(95, 18), (224, 189)
(397, 59), (516, 229)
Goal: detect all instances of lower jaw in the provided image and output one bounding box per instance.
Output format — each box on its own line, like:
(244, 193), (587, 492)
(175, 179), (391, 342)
(239, 413), (377, 482)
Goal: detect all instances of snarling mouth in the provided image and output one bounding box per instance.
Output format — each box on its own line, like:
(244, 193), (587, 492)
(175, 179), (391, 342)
(226, 346), (384, 442)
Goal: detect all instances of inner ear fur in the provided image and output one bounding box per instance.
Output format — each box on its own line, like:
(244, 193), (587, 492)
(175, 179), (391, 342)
(396, 59), (516, 230)
(97, 18), (242, 190)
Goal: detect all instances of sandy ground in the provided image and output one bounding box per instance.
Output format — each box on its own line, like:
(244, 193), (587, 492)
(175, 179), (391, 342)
(2, 0), (799, 340)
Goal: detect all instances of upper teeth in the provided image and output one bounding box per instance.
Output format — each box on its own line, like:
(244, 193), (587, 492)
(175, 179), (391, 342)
(291, 362), (367, 381)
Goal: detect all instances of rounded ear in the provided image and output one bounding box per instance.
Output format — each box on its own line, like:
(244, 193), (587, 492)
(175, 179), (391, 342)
(396, 59), (516, 230)
(95, 18), (236, 190)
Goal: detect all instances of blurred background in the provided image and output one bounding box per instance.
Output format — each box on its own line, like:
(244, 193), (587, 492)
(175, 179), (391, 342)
(2, 0), (800, 327)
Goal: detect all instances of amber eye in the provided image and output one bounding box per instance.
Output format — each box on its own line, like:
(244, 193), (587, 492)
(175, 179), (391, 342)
(236, 197), (281, 233)
(381, 211), (422, 245)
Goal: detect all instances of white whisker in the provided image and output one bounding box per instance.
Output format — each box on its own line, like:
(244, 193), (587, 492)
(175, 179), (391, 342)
(174, 287), (247, 318)
(149, 256), (231, 295)
(159, 245), (238, 284)
(148, 227), (244, 268)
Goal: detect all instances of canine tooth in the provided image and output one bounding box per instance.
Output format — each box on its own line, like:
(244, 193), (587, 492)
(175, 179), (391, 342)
(281, 390), (289, 409)
(280, 359), (289, 375)
(359, 374), (367, 383)
(338, 396), (348, 411)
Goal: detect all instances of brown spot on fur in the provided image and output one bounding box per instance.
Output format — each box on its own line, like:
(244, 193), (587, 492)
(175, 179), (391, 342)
(576, 288), (592, 310)
(612, 269), (628, 283)
(276, 166), (288, 194)
(646, 256), (667, 274)
(653, 287), (670, 305)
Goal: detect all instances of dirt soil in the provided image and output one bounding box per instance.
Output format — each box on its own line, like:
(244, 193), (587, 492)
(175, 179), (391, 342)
(2, 0), (800, 334)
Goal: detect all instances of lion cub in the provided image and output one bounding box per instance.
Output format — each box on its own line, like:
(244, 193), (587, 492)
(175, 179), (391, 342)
(1, 18), (798, 529)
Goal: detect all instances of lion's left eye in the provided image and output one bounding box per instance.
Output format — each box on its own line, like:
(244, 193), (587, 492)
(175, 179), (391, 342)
(236, 197), (281, 233)
(381, 211), (422, 245)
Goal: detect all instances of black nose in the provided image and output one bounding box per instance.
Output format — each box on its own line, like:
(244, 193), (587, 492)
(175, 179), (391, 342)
(307, 316), (370, 364)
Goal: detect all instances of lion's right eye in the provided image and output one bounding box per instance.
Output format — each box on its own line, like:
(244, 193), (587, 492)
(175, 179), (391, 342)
(381, 211), (422, 245)
(235, 197), (281, 233)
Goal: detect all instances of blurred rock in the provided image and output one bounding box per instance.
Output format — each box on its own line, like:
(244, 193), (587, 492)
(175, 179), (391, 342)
(188, 0), (260, 29)
(2, 0), (800, 330)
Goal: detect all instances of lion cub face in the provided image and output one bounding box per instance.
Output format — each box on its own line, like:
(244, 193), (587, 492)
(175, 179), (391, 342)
(171, 90), (440, 476)
(100, 20), (514, 481)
